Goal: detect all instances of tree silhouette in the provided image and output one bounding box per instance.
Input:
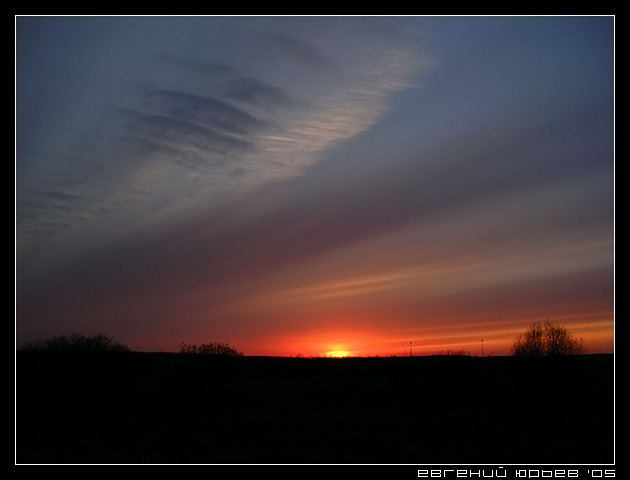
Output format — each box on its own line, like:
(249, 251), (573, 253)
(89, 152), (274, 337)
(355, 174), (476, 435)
(179, 341), (243, 356)
(511, 320), (586, 356)
(18, 333), (130, 352)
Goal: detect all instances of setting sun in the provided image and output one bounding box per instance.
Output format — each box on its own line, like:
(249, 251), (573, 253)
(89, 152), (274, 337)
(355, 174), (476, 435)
(327, 350), (351, 358)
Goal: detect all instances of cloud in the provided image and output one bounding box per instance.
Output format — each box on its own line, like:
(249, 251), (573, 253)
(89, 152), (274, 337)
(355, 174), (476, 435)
(222, 77), (293, 109)
(116, 135), (209, 170)
(17, 19), (430, 260)
(115, 108), (255, 156)
(140, 89), (270, 135)
(155, 55), (294, 109)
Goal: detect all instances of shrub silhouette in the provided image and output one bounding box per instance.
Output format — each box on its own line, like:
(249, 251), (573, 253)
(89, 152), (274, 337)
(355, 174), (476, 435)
(179, 341), (243, 356)
(18, 333), (130, 353)
(431, 349), (472, 356)
(511, 320), (586, 356)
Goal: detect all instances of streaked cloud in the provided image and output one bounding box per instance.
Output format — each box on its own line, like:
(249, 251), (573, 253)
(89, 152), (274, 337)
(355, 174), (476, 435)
(17, 18), (429, 271)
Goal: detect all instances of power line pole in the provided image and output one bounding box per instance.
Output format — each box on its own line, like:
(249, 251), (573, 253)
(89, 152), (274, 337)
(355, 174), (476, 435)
(481, 339), (484, 357)
(410, 341), (412, 357)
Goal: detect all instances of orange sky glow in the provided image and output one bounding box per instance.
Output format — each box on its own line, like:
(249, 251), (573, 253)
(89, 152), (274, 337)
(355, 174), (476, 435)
(17, 17), (614, 357)
(189, 311), (614, 358)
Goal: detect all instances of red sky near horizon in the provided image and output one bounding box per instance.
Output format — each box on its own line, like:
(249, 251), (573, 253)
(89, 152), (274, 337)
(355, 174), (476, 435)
(16, 16), (614, 357)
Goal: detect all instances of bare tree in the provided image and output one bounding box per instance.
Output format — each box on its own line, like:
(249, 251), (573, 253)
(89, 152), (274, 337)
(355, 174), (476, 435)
(179, 341), (243, 356)
(18, 333), (130, 352)
(511, 320), (586, 356)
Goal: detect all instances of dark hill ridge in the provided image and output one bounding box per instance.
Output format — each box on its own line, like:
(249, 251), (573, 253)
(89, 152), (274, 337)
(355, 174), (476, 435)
(16, 353), (614, 464)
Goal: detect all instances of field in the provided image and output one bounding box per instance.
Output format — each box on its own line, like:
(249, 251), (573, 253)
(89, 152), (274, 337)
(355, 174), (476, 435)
(16, 352), (614, 464)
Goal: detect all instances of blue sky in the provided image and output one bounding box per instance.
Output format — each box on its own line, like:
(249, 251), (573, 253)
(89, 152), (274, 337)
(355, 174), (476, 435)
(16, 16), (614, 356)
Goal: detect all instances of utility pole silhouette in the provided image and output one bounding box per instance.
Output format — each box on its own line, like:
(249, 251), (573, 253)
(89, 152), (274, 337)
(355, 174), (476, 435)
(481, 339), (484, 357)
(410, 341), (412, 357)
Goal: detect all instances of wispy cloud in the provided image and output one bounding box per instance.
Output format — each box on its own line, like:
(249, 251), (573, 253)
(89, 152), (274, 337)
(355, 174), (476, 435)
(139, 89), (270, 135)
(115, 108), (255, 156)
(17, 19), (430, 276)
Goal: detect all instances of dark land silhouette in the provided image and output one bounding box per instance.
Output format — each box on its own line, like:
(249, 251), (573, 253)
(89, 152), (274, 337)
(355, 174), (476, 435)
(16, 352), (614, 464)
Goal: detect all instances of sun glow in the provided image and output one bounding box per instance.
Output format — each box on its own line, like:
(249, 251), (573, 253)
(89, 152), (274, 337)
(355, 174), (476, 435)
(327, 350), (351, 358)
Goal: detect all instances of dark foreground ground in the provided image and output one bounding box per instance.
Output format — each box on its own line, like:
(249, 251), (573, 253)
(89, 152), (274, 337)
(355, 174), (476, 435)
(16, 352), (614, 464)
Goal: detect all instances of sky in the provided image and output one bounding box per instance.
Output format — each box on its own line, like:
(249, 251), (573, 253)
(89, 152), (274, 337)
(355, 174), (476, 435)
(15, 15), (614, 357)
